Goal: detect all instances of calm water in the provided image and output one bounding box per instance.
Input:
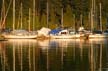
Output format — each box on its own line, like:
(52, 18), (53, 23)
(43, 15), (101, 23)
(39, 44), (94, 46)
(0, 39), (108, 71)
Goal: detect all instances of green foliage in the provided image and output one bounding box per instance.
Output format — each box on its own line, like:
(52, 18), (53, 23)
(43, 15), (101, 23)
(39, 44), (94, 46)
(64, 5), (73, 27)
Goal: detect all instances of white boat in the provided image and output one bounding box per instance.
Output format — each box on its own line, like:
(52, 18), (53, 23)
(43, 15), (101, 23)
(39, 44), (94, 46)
(89, 34), (105, 38)
(2, 30), (37, 39)
(50, 29), (82, 39)
(3, 34), (37, 39)
(89, 30), (108, 38)
(2, 2), (37, 39)
(89, 34), (108, 38)
(103, 30), (108, 35)
(88, 3), (108, 39)
(50, 34), (81, 39)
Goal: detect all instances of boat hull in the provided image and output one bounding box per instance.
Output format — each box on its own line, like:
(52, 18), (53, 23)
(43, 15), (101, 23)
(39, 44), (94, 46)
(3, 34), (37, 39)
(50, 34), (81, 39)
(89, 34), (108, 38)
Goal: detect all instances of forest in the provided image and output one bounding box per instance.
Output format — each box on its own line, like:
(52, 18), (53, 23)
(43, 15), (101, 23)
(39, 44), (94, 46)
(0, 0), (108, 30)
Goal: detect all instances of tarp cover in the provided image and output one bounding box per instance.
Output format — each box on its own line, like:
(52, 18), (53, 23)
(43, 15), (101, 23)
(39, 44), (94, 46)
(37, 27), (51, 36)
(49, 28), (62, 34)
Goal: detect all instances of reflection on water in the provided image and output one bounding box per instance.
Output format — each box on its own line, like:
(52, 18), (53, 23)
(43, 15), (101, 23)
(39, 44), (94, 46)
(0, 38), (108, 71)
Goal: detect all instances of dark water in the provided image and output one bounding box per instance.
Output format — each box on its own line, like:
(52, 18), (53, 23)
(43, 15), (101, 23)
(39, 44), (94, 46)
(0, 39), (108, 71)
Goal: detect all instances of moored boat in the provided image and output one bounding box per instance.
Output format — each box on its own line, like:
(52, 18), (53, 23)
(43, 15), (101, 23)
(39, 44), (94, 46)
(89, 30), (107, 38)
(2, 30), (37, 39)
(49, 28), (81, 39)
(50, 34), (81, 39)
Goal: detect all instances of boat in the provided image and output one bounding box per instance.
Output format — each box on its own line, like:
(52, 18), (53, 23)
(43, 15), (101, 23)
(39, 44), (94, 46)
(50, 34), (81, 39)
(2, 30), (37, 39)
(89, 30), (105, 38)
(88, 30), (108, 38)
(88, 3), (107, 39)
(103, 29), (108, 35)
(49, 28), (81, 39)
(2, 2), (37, 39)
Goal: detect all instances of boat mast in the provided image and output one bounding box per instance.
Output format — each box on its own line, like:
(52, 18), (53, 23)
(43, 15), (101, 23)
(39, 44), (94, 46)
(91, 10), (93, 31)
(99, 3), (102, 32)
(13, 1), (16, 70)
(13, 0), (15, 30)
(0, 1), (3, 24)
(46, 0), (49, 28)
(1, 0), (5, 28)
(61, 7), (63, 28)
(80, 14), (83, 27)
(0, 0), (12, 30)
(73, 14), (76, 31)
(91, 0), (94, 31)
(21, 3), (23, 29)
(29, 8), (31, 32)
(0, 0), (5, 30)
(33, 0), (35, 31)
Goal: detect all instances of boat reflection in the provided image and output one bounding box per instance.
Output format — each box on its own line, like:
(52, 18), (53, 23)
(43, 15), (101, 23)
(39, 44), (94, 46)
(0, 38), (107, 71)
(37, 40), (50, 50)
(6, 39), (37, 46)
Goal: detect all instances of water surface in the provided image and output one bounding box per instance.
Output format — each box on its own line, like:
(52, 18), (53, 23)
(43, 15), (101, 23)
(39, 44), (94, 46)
(0, 38), (108, 71)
